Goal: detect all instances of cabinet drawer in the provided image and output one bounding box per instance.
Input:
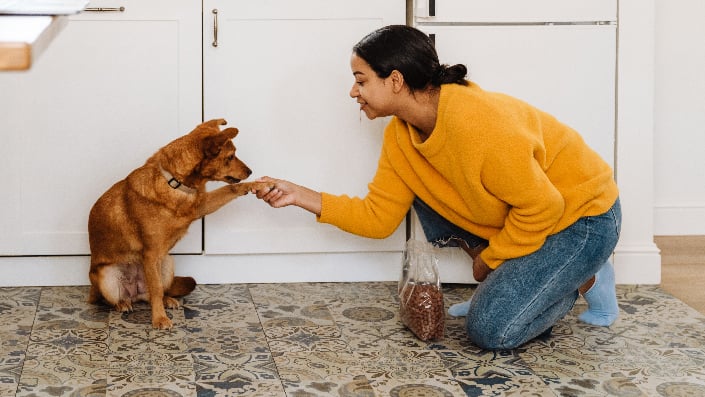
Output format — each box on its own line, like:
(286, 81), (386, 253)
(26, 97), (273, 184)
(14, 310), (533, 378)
(415, 0), (616, 23)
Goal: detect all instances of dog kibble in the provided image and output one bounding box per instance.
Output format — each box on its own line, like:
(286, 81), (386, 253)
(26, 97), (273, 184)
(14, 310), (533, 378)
(399, 281), (445, 341)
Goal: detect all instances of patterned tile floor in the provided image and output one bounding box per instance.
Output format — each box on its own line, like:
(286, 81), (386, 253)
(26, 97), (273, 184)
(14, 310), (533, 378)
(1, 282), (705, 396)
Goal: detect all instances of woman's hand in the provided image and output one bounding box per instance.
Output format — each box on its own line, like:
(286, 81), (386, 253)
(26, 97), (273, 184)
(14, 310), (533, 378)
(472, 254), (492, 282)
(252, 176), (294, 208)
(251, 176), (322, 216)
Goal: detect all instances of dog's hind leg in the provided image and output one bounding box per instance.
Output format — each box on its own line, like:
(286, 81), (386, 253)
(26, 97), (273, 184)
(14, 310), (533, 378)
(87, 284), (102, 304)
(90, 265), (136, 312)
(159, 255), (195, 309)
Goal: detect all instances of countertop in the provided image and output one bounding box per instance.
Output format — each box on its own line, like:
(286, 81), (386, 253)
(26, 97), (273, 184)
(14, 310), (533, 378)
(0, 15), (67, 71)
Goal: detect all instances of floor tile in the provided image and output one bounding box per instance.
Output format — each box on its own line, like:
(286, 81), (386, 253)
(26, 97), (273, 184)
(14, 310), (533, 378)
(455, 375), (555, 397)
(372, 378), (466, 397)
(2, 281), (705, 396)
(264, 325), (350, 353)
(631, 377), (705, 397)
(257, 302), (335, 327)
(279, 374), (375, 397)
(17, 354), (106, 396)
(185, 324), (269, 354)
(27, 328), (108, 357)
(107, 382), (194, 397)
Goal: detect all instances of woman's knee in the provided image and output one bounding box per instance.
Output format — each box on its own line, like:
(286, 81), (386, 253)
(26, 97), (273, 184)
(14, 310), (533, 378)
(465, 320), (520, 350)
(464, 292), (575, 350)
(465, 317), (551, 350)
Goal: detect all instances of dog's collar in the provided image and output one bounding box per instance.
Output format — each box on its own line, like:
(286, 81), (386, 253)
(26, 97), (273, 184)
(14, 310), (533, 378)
(159, 165), (197, 194)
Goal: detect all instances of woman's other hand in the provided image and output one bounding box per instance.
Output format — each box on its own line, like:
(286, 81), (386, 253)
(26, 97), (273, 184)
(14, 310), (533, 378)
(473, 253), (492, 282)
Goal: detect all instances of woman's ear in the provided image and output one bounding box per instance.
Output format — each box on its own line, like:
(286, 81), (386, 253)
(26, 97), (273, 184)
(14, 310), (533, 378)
(389, 70), (405, 93)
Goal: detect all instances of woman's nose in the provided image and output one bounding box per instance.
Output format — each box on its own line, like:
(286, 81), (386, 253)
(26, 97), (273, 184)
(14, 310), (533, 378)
(349, 84), (358, 98)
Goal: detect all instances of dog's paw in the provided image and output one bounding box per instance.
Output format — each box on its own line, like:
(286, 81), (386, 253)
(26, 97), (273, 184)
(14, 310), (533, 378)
(115, 301), (133, 313)
(249, 181), (275, 195)
(231, 181), (273, 196)
(229, 183), (253, 196)
(164, 296), (180, 310)
(152, 316), (173, 330)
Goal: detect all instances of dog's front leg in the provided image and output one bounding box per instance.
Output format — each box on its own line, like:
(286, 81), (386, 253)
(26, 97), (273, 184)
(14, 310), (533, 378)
(142, 250), (172, 330)
(199, 182), (273, 217)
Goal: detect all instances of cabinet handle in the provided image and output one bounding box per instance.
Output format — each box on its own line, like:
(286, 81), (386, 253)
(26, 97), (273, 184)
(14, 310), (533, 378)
(212, 9), (218, 47)
(84, 6), (125, 12)
(428, 0), (435, 17)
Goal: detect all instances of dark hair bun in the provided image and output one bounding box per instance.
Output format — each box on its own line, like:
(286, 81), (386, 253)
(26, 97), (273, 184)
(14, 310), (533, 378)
(432, 64), (468, 86)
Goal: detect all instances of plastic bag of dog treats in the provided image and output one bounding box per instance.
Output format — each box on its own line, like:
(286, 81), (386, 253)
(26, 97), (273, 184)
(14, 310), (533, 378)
(398, 239), (445, 341)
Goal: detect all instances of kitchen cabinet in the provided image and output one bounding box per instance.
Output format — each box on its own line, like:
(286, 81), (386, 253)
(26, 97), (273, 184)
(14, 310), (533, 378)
(412, 0), (617, 282)
(201, 0), (407, 256)
(0, 0), (202, 255)
(414, 0), (617, 166)
(420, 25), (616, 166)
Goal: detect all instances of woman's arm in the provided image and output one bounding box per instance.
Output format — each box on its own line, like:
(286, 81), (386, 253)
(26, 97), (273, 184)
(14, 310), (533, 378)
(252, 176), (322, 216)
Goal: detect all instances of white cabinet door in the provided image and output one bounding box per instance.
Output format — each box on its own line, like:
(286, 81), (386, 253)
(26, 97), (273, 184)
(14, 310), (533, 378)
(0, 0), (202, 255)
(420, 25), (616, 167)
(202, 0), (406, 254)
(415, 0), (616, 22)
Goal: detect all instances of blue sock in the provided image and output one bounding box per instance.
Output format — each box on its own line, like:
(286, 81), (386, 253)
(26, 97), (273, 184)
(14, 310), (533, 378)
(448, 296), (472, 317)
(579, 261), (619, 326)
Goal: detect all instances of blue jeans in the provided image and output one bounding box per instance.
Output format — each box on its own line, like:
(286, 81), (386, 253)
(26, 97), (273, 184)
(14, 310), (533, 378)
(413, 197), (622, 349)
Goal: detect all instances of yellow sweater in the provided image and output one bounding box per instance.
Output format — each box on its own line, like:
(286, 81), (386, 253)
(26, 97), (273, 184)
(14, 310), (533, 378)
(318, 82), (619, 269)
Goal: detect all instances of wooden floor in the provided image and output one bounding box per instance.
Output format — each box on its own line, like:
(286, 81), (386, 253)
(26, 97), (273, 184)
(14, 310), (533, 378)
(655, 235), (705, 315)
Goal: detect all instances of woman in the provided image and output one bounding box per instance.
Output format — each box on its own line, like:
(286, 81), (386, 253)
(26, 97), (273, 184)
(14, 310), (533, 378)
(254, 25), (621, 350)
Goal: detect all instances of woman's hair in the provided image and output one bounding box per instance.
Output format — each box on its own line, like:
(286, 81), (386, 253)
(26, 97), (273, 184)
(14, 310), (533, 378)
(352, 25), (468, 91)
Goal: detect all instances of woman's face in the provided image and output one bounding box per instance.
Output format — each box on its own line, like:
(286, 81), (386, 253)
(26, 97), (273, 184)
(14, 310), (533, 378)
(349, 53), (395, 120)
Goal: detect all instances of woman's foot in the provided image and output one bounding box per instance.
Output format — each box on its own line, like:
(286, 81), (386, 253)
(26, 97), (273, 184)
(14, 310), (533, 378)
(448, 241), (487, 317)
(578, 261), (619, 326)
(448, 297), (472, 317)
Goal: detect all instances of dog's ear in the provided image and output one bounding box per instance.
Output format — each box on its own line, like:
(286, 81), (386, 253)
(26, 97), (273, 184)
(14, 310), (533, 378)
(203, 118), (227, 128)
(222, 127), (239, 139)
(190, 119), (228, 138)
(203, 129), (237, 158)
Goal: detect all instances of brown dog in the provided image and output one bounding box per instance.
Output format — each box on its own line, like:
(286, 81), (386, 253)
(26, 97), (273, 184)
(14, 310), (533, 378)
(87, 118), (270, 329)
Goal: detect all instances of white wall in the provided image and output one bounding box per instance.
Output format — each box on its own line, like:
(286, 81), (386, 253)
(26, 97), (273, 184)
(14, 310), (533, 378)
(654, 0), (705, 235)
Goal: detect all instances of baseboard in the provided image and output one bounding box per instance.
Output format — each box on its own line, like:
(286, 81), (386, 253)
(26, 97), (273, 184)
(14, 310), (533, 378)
(0, 252), (404, 287)
(613, 242), (662, 284)
(655, 204), (705, 235)
(0, 244), (661, 286)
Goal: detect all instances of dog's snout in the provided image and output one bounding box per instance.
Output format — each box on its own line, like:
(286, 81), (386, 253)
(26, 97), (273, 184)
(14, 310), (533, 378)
(245, 167), (252, 176)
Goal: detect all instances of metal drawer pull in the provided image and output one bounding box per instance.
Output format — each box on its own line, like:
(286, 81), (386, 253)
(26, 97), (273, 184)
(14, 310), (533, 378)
(84, 6), (125, 12)
(212, 9), (218, 47)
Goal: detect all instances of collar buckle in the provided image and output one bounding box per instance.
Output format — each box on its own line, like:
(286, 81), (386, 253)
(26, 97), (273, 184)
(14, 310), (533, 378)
(167, 177), (182, 189)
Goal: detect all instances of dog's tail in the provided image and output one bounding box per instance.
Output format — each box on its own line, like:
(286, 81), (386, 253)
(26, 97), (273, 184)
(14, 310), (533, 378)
(166, 276), (197, 297)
